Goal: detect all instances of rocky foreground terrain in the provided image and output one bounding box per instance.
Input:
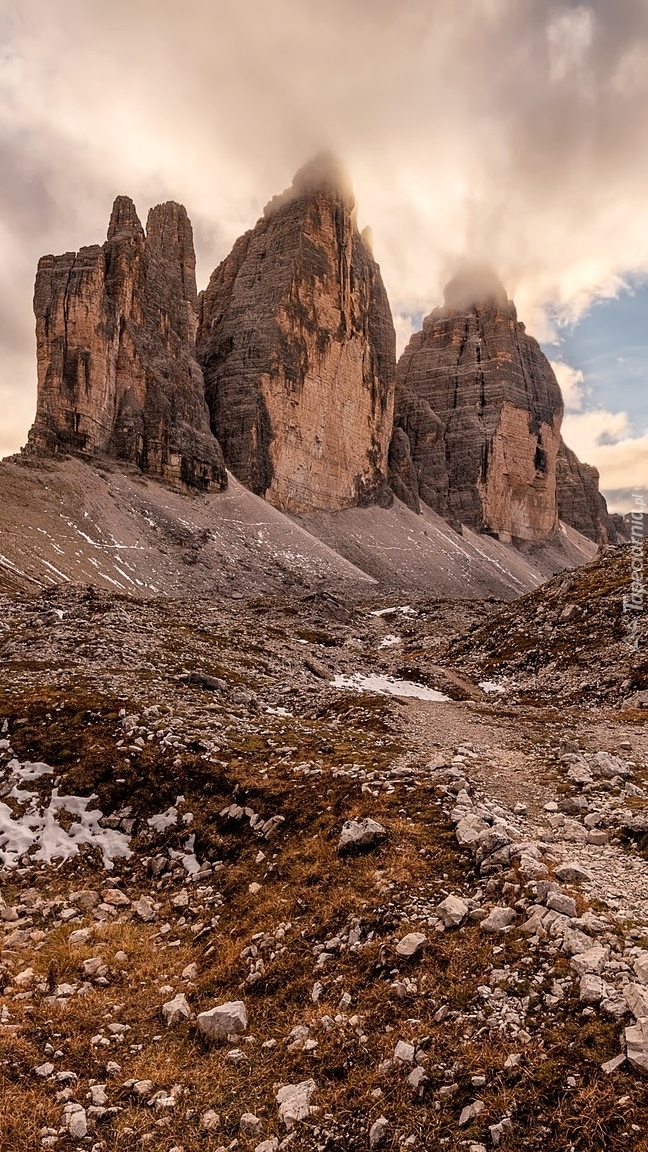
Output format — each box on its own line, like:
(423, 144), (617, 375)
(1, 541), (647, 1152)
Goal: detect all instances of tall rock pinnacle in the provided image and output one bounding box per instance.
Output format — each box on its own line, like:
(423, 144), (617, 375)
(197, 155), (396, 513)
(391, 265), (564, 541)
(27, 197), (226, 491)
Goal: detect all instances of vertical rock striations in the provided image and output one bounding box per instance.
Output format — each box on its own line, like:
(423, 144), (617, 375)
(556, 440), (621, 543)
(197, 155), (395, 513)
(27, 196), (226, 491)
(392, 265), (564, 541)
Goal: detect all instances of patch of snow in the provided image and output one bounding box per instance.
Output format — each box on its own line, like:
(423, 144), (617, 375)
(332, 673), (450, 702)
(7, 759), (54, 783)
(0, 760), (131, 870)
(479, 680), (506, 695)
(378, 634), (401, 648)
(147, 806), (179, 833)
(370, 605), (416, 618)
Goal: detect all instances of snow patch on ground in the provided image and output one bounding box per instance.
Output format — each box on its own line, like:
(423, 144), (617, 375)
(332, 673), (450, 702)
(479, 680), (507, 695)
(0, 760), (131, 870)
(147, 805), (179, 833)
(369, 605), (416, 618)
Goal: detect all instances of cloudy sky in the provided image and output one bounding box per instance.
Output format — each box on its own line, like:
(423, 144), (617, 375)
(1, 0), (647, 510)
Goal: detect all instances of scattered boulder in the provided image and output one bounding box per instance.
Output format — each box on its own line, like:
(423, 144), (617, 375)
(240, 1113), (264, 1138)
(162, 993), (191, 1027)
(633, 951), (648, 985)
(555, 863), (593, 884)
(546, 892), (577, 918)
(480, 907), (516, 933)
(579, 974), (606, 1004)
(337, 818), (387, 855)
(625, 1018), (648, 1075)
(624, 983), (648, 1019)
(571, 945), (609, 976)
(396, 932), (427, 959)
(134, 895), (156, 922)
(197, 1000), (248, 1041)
(276, 1079), (317, 1129)
(437, 894), (468, 928)
(62, 1103), (87, 1139)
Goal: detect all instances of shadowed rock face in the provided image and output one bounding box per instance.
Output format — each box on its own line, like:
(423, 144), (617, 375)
(392, 266), (564, 542)
(556, 440), (621, 543)
(27, 196), (226, 491)
(197, 155), (396, 513)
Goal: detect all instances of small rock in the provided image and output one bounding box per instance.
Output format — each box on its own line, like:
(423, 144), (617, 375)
(337, 818), (387, 855)
(88, 1085), (108, 1106)
(459, 1100), (484, 1126)
(586, 830), (609, 846)
(276, 1079), (317, 1129)
(34, 1063), (55, 1078)
(62, 1103), (87, 1139)
(200, 1109), (220, 1131)
(601, 1053), (626, 1075)
(407, 1066), (428, 1090)
(546, 892), (577, 918)
(162, 993), (191, 1027)
(489, 1118), (514, 1146)
(625, 1017), (648, 1074)
(555, 863), (593, 884)
(369, 1116), (389, 1148)
(255, 1141), (279, 1152)
(396, 932), (427, 959)
(182, 962), (198, 981)
(240, 1114), (264, 1138)
(82, 957), (108, 978)
(579, 973), (606, 1004)
(393, 1040), (415, 1064)
(101, 888), (130, 907)
(134, 896), (156, 922)
(197, 1000), (248, 1041)
(480, 906), (516, 933)
(437, 894), (468, 928)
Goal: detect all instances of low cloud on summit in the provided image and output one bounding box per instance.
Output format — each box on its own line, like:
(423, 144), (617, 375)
(1, 0), (647, 497)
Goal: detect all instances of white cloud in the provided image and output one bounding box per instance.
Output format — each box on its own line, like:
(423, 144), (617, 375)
(2, 0), (648, 456)
(563, 408), (648, 502)
(547, 6), (595, 84)
(551, 360), (586, 410)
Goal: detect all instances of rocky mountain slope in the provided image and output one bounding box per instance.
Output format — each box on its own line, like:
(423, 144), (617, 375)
(1, 554), (647, 1152)
(0, 455), (596, 602)
(556, 441), (623, 545)
(449, 541), (648, 709)
(26, 197), (226, 491)
(197, 156), (395, 513)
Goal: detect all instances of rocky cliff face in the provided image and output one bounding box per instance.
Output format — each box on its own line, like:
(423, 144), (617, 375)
(556, 440), (622, 543)
(197, 155), (395, 513)
(27, 196), (226, 491)
(392, 266), (564, 541)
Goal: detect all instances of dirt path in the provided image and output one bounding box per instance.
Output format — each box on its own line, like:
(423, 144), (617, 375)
(397, 696), (648, 929)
